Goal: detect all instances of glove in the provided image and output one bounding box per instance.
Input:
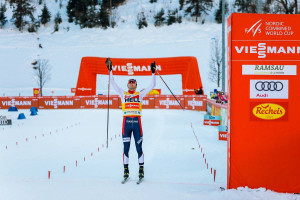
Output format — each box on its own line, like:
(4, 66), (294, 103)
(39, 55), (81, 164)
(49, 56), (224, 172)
(105, 58), (112, 71)
(150, 61), (156, 73)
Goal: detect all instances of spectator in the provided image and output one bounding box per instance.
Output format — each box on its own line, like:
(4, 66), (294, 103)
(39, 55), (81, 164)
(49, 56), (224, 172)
(194, 87), (204, 95)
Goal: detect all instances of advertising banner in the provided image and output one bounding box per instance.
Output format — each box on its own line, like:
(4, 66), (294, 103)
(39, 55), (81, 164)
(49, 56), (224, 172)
(80, 96), (119, 109)
(155, 95), (185, 109)
(218, 125), (227, 141)
(0, 97), (38, 109)
(38, 97), (81, 109)
(227, 13), (300, 193)
(184, 96), (206, 111)
(203, 115), (221, 126)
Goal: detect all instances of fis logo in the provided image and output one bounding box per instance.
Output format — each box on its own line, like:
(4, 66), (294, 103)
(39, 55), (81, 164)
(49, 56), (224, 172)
(245, 19), (262, 37)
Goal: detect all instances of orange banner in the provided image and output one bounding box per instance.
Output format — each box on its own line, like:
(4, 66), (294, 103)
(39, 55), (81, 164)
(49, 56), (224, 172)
(38, 97), (81, 109)
(155, 95), (185, 109)
(80, 95), (119, 109)
(0, 95), (207, 111)
(75, 57), (203, 96)
(228, 13), (300, 193)
(0, 97), (38, 109)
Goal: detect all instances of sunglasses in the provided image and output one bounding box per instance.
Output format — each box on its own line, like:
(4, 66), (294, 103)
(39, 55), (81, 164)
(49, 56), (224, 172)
(128, 79), (137, 84)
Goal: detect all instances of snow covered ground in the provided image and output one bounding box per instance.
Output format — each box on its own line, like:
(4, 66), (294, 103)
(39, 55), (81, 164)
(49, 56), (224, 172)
(0, 109), (298, 200)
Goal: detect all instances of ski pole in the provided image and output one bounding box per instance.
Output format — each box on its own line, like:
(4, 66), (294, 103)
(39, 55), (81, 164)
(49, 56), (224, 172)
(155, 68), (184, 111)
(106, 58), (111, 149)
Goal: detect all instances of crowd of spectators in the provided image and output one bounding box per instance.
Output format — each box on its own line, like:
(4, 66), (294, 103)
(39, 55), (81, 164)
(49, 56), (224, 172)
(210, 89), (227, 104)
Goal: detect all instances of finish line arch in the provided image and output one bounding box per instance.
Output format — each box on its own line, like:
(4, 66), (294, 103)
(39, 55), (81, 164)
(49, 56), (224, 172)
(75, 57), (203, 96)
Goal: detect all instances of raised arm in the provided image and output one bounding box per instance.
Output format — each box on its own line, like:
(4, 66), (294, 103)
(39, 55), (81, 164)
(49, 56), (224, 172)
(109, 71), (124, 97)
(140, 62), (157, 99)
(106, 58), (124, 98)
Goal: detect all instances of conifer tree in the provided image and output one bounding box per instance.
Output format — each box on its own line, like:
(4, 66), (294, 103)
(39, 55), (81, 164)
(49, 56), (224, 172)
(185, 0), (213, 22)
(99, 3), (110, 29)
(0, 3), (7, 28)
(154, 8), (165, 27)
(215, 0), (228, 24)
(40, 4), (51, 25)
(137, 11), (147, 29)
(11, 0), (35, 31)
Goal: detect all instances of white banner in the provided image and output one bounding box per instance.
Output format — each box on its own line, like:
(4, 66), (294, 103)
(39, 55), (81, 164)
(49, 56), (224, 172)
(242, 65), (297, 75)
(250, 80), (289, 99)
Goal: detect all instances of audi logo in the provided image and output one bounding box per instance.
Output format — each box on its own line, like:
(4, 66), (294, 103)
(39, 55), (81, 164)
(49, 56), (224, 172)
(255, 81), (283, 91)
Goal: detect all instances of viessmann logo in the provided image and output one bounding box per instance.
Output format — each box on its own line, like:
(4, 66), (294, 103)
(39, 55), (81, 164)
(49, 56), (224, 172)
(112, 63), (161, 75)
(235, 43), (300, 58)
(252, 103), (285, 120)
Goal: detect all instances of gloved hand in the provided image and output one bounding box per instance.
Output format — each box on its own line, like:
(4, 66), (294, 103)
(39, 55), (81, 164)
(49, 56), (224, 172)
(151, 61), (156, 73)
(105, 58), (112, 71)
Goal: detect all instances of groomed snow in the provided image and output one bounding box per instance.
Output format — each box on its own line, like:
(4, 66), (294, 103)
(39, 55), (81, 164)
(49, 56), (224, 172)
(0, 109), (298, 200)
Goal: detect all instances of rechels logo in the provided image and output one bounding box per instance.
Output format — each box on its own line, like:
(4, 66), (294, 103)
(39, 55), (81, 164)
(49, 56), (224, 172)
(252, 103), (286, 120)
(245, 19), (262, 37)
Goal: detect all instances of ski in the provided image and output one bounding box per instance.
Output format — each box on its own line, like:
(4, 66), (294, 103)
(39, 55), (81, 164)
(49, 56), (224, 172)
(136, 178), (144, 184)
(121, 177), (129, 184)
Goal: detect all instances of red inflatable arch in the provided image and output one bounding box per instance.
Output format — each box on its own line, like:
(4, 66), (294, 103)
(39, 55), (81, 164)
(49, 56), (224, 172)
(75, 57), (203, 96)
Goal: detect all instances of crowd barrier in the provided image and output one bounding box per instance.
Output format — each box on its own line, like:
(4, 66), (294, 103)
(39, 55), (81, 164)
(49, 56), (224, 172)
(0, 95), (207, 111)
(206, 99), (227, 125)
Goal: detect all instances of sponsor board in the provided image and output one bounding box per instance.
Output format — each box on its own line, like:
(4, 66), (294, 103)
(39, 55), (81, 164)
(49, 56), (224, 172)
(39, 97), (81, 109)
(81, 96), (119, 109)
(250, 102), (288, 121)
(203, 115), (221, 126)
(141, 97), (155, 109)
(0, 98), (38, 109)
(0, 115), (12, 125)
(185, 97), (206, 110)
(219, 132), (227, 141)
(242, 65), (297, 75)
(156, 97), (185, 109)
(250, 80), (288, 99)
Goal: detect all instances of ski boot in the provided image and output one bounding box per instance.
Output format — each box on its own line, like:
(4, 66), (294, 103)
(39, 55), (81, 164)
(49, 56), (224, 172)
(137, 166), (144, 184)
(121, 165), (129, 184)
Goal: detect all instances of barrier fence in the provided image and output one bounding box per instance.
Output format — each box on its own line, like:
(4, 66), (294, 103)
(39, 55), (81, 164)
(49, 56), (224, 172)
(206, 99), (227, 125)
(0, 95), (207, 111)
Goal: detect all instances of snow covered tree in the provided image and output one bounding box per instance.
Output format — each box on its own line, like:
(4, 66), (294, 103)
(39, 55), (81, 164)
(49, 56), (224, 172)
(39, 4), (51, 25)
(154, 8), (165, 27)
(270, 0), (298, 14)
(54, 12), (62, 25)
(234, 0), (257, 13)
(179, 0), (185, 10)
(99, 3), (110, 29)
(208, 38), (222, 87)
(54, 12), (62, 32)
(167, 10), (177, 25)
(137, 11), (148, 29)
(67, 0), (100, 27)
(185, 0), (213, 22)
(32, 59), (52, 97)
(83, 5), (99, 28)
(0, 3), (7, 28)
(11, 0), (35, 31)
(215, 0), (228, 24)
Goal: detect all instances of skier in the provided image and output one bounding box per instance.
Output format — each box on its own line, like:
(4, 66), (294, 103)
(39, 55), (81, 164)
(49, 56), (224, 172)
(105, 58), (156, 183)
